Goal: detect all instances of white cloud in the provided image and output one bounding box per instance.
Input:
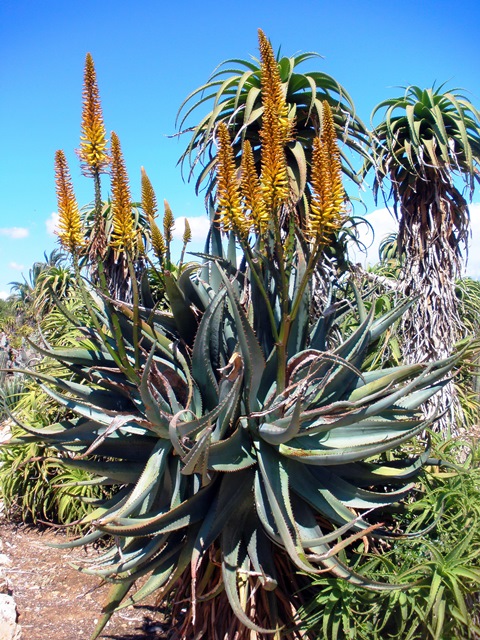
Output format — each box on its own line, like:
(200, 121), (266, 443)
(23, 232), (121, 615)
(0, 291), (8, 301)
(46, 212), (59, 236)
(0, 227), (29, 239)
(350, 203), (480, 280)
(9, 261), (25, 271)
(172, 215), (210, 243)
(349, 207), (398, 267)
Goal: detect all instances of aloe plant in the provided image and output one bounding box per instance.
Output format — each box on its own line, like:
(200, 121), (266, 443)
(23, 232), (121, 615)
(2, 34), (461, 640)
(8, 250), (456, 637)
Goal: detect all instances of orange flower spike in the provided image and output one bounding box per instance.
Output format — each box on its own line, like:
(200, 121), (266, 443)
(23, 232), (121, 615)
(183, 218), (192, 244)
(215, 122), (248, 236)
(141, 167), (158, 220)
(110, 132), (135, 253)
(257, 30), (290, 211)
(149, 216), (166, 262)
(257, 29), (293, 144)
(308, 102), (345, 245)
(321, 101), (344, 218)
(163, 200), (175, 243)
(240, 140), (268, 236)
(54, 150), (84, 254)
(78, 53), (110, 176)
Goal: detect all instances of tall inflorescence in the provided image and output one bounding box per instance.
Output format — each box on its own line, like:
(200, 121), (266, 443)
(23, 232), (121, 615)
(215, 123), (249, 237)
(240, 140), (268, 236)
(142, 167), (165, 262)
(163, 200), (175, 244)
(308, 101), (345, 246)
(141, 166), (158, 220)
(54, 150), (84, 255)
(182, 218), (192, 245)
(77, 53), (110, 176)
(110, 132), (135, 253)
(258, 28), (292, 212)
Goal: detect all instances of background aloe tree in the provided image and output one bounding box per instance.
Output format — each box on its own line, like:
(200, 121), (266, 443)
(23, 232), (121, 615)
(177, 29), (368, 209)
(367, 85), (480, 431)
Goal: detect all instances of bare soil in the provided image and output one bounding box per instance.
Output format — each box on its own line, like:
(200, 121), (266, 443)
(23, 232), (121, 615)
(0, 520), (171, 640)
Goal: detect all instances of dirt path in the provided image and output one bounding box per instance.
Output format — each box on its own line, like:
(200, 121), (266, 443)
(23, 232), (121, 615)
(0, 520), (170, 640)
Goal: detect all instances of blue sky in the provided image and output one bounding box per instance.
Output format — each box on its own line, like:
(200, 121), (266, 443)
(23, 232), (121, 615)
(1, 0), (479, 297)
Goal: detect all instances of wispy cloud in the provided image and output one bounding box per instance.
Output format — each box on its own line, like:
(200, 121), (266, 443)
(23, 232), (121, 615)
(46, 212), (59, 236)
(0, 291), (8, 301)
(349, 207), (397, 268)
(0, 227), (29, 239)
(9, 261), (25, 271)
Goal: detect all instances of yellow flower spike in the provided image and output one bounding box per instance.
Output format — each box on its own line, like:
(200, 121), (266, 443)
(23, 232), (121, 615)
(55, 150), (84, 255)
(141, 167), (158, 219)
(257, 30), (291, 212)
(321, 101), (345, 217)
(149, 215), (166, 263)
(240, 140), (268, 236)
(163, 200), (175, 244)
(110, 131), (135, 253)
(257, 29), (293, 144)
(77, 53), (110, 176)
(308, 102), (345, 245)
(215, 122), (249, 236)
(183, 218), (192, 244)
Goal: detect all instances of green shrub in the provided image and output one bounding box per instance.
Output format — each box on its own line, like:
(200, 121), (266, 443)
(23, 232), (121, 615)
(299, 435), (480, 639)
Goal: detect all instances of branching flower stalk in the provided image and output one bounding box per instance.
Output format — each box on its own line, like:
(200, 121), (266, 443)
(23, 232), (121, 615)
(215, 123), (279, 344)
(77, 53), (110, 261)
(215, 43), (346, 393)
